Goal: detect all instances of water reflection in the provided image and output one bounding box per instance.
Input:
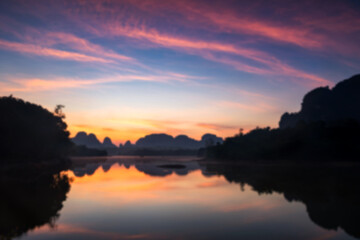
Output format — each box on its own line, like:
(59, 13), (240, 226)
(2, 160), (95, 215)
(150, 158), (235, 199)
(69, 157), (360, 239)
(71, 156), (206, 178)
(0, 171), (71, 240)
(201, 162), (360, 239)
(2, 157), (359, 240)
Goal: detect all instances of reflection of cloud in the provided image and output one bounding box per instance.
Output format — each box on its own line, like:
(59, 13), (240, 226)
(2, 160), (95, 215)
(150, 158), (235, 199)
(34, 223), (162, 239)
(218, 200), (281, 213)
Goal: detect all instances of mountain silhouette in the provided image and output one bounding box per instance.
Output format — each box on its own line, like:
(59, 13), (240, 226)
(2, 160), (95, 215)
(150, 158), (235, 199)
(123, 140), (133, 148)
(207, 74), (360, 161)
(280, 74), (360, 128)
(135, 133), (223, 150)
(72, 132), (223, 156)
(72, 132), (102, 149)
(103, 137), (117, 148)
(117, 133), (223, 156)
(72, 132), (117, 150)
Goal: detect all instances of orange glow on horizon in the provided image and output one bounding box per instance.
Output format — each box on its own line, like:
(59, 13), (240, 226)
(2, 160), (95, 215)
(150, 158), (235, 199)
(67, 122), (240, 145)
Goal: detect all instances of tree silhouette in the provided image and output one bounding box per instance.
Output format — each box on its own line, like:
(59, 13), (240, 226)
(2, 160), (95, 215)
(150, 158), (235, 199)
(54, 104), (65, 119)
(0, 96), (73, 162)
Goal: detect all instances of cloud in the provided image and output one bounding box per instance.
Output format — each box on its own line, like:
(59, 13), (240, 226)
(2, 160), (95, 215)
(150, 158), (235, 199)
(200, 52), (331, 87)
(196, 123), (237, 131)
(121, 0), (360, 54)
(0, 18), (136, 64)
(2, 0), (341, 87)
(0, 39), (111, 63)
(196, 180), (226, 188)
(218, 100), (278, 113)
(122, 0), (323, 48)
(0, 72), (201, 92)
(41, 32), (135, 62)
(91, 23), (331, 86)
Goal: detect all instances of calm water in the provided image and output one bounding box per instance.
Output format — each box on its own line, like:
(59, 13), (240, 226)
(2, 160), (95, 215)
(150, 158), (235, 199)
(4, 156), (360, 240)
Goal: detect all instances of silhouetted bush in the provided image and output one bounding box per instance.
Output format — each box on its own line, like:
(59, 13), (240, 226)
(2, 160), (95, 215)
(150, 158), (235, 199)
(0, 96), (73, 162)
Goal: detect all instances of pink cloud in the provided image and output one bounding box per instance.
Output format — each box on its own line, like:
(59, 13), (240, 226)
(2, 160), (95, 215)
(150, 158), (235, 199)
(0, 39), (111, 63)
(196, 123), (237, 131)
(218, 100), (278, 113)
(2, 0), (353, 87)
(0, 72), (202, 92)
(35, 32), (135, 62)
(122, 0), (360, 54)
(98, 24), (331, 86)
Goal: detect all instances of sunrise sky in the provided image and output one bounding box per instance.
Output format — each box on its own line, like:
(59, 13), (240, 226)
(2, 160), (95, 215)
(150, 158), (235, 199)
(0, 0), (359, 145)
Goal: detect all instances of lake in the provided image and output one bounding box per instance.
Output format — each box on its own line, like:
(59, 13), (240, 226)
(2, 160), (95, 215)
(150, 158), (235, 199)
(5, 156), (360, 240)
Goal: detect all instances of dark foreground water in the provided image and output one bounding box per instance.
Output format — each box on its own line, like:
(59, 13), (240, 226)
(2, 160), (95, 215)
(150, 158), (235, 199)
(3, 156), (360, 240)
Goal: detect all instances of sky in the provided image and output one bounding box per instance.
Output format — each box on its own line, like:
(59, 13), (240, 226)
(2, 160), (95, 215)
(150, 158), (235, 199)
(0, 0), (359, 145)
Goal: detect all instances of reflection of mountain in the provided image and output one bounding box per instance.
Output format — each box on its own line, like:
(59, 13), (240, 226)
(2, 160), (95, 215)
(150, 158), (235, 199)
(134, 161), (201, 177)
(280, 74), (360, 128)
(200, 162), (360, 239)
(0, 172), (71, 240)
(70, 157), (207, 178)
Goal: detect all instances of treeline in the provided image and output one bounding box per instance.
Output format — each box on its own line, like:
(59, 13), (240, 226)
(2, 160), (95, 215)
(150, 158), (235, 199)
(206, 120), (360, 161)
(0, 96), (73, 163)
